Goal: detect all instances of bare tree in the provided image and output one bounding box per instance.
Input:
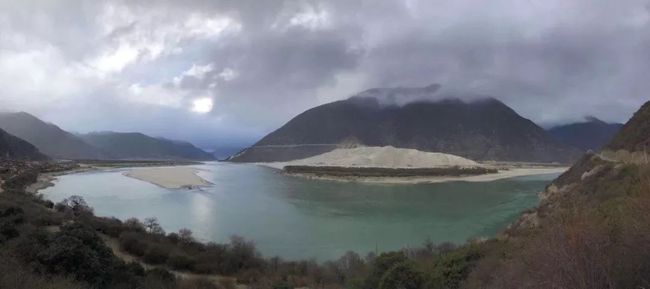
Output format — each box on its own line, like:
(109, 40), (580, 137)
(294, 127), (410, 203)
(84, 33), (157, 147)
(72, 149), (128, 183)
(144, 217), (165, 235)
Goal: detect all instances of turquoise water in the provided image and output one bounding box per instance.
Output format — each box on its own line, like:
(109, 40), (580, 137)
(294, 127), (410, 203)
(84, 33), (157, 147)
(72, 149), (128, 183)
(41, 162), (557, 260)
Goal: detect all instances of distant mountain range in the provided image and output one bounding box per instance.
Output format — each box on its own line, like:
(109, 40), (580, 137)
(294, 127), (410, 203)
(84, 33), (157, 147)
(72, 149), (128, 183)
(0, 112), (106, 160)
(547, 117), (623, 151)
(79, 132), (214, 161)
(230, 85), (583, 164)
(0, 128), (47, 160)
(0, 112), (213, 161)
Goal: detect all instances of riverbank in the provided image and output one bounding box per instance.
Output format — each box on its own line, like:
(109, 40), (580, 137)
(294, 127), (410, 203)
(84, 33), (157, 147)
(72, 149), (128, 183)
(280, 166), (568, 184)
(29, 160), (209, 194)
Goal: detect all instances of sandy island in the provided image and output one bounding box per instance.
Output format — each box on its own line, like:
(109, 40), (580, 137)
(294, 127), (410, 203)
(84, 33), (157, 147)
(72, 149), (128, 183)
(124, 167), (212, 189)
(278, 167), (568, 184)
(258, 146), (569, 184)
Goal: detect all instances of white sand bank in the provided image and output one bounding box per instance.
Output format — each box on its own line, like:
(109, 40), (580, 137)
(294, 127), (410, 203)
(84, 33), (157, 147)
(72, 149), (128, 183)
(124, 167), (211, 189)
(262, 146), (481, 169)
(257, 146), (568, 184)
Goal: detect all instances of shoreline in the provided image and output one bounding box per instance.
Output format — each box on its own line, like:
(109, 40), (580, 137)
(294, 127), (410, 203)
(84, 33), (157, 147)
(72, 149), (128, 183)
(31, 160), (210, 194)
(26, 165), (97, 194)
(264, 165), (568, 184)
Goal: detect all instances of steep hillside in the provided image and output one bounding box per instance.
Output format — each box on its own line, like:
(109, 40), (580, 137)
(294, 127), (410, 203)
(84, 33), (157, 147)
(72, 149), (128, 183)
(0, 129), (47, 160)
(0, 112), (105, 160)
(456, 101), (650, 289)
(548, 116), (622, 151)
(79, 132), (215, 161)
(606, 101), (650, 151)
(231, 85), (581, 163)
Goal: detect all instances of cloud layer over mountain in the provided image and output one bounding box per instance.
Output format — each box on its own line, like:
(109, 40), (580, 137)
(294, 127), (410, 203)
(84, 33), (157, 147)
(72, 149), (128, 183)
(1, 0), (648, 147)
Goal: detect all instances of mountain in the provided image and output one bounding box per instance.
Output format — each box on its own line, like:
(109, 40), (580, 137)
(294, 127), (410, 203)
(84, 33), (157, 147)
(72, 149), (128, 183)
(606, 101), (650, 152)
(79, 132), (215, 161)
(0, 112), (105, 160)
(0, 128), (47, 160)
(547, 116), (623, 151)
(230, 85), (582, 163)
(207, 145), (248, 160)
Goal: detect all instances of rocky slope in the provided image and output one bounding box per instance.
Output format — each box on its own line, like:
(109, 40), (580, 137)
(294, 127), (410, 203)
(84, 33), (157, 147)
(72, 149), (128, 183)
(231, 85), (581, 163)
(459, 102), (650, 289)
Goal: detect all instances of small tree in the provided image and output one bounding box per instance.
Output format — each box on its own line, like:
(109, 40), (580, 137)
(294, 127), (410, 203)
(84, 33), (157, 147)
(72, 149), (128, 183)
(178, 228), (194, 244)
(144, 217), (165, 235)
(57, 195), (93, 217)
(124, 218), (145, 232)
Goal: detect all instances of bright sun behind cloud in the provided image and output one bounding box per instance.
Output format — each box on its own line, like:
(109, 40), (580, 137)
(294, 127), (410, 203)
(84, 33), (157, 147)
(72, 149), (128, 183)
(191, 97), (213, 113)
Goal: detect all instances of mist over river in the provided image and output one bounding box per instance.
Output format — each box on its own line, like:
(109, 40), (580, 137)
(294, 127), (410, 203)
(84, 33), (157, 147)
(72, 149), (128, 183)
(41, 162), (558, 261)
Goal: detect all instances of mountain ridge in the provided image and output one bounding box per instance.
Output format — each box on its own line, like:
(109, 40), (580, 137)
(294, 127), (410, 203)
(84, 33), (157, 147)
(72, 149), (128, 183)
(231, 86), (582, 163)
(547, 116), (623, 151)
(79, 131), (215, 161)
(0, 112), (106, 160)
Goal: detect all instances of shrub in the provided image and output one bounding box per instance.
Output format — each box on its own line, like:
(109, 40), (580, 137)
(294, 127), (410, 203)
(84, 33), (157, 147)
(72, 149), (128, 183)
(0, 221), (19, 242)
(146, 267), (176, 283)
(167, 253), (195, 271)
(363, 252), (408, 289)
(177, 278), (220, 289)
(144, 245), (169, 264)
(428, 245), (482, 289)
(35, 223), (120, 286)
(124, 218), (146, 232)
(119, 232), (148, 257)
(379, 261), (424, 289)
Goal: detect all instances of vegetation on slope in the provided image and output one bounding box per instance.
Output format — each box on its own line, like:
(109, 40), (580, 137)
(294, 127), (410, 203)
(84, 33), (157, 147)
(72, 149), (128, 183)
(0, 129), (47, 160)
(607, 101), (650, 151)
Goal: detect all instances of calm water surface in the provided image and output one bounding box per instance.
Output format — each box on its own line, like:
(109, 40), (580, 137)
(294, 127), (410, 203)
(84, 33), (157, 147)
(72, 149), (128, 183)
(41, 162), (557, 260)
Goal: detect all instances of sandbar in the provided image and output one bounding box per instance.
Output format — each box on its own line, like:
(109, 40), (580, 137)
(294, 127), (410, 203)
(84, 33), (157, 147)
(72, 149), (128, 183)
(124, 167), (211, 189)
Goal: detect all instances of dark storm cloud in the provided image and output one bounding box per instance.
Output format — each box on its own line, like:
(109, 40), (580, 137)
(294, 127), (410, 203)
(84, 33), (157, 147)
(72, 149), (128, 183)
(1, 0), (649, 146)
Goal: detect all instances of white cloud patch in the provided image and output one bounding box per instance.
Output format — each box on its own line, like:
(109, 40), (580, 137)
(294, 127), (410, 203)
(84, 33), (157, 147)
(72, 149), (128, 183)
(218, 68), (238, 81)
(88, 2), (241, 74)
(125, 83), (185, 108)
(191, 97), (214, 113)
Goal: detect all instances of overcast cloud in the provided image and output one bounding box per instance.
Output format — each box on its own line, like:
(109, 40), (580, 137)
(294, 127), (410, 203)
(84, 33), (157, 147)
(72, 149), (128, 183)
(0, 0), (648, 147)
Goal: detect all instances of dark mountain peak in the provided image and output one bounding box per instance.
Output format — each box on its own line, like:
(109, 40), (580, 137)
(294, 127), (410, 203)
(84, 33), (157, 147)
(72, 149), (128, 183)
(350, 83), (443, 106)
(233, 87), (581, 163)
(583, 115), (606, 123)
(548, 115), (623, 151)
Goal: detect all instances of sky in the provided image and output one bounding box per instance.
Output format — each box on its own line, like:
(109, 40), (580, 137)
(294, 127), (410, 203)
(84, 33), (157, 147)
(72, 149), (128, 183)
(0, 0), (649, 148)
